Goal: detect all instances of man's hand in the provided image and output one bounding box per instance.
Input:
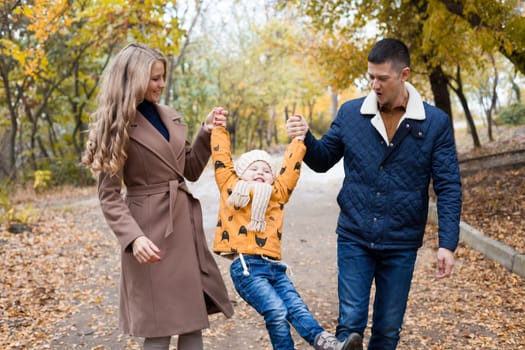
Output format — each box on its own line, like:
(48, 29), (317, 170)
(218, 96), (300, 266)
(436, 247), (455, 279)
(286, 114), (309, 140)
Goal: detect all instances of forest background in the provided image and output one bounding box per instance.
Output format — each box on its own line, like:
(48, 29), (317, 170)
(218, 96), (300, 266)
(1, 1), (525, 349)
(1, 0), (525, 215)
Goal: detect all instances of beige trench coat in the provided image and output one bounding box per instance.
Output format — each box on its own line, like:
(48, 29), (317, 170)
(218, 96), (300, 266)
(98, 104), (233, 337)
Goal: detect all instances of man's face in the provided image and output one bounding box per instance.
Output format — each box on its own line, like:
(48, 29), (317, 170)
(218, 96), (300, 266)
(367, 61), (409, 109)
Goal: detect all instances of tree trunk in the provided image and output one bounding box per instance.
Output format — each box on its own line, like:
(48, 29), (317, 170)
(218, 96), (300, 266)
(0, 127), (16, 179)
(429, 65), (453, 119)
(2, 109), (17, 180)
(164, 54), (176, 105)
(456, 90), (481, 148)
(229, 109), (239, 154)
(267, 107), (277, 146)
(163, 0), (203, 105)
(70, 45), (110, 164)
(284, 102), (297, 141)
(0, 65), (20, 180)
(487, 55), (499, 142)
(257, 123), (264, 150)
(511, 69), (522, 103)
(307, 99), (315, 124)
(449, 66), (481, 148)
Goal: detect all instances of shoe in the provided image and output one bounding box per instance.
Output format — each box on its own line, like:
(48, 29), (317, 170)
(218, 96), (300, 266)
(314, 331), (362, 350)
(341, 332), (363, 350)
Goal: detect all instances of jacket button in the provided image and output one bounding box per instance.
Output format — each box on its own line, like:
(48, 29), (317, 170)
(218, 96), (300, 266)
(373, 217), (378, 222)
(376, 192), (381, 197)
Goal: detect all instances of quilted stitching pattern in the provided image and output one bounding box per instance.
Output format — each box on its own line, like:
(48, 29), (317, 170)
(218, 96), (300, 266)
(305, 98), (461, 251)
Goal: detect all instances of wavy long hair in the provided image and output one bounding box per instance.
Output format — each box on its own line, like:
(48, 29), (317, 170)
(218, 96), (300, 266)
(82, 42), (167, 175)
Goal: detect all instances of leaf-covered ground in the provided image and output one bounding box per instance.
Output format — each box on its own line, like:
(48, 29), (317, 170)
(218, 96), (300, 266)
(461, 167), (525, 254)
(457, 124), (525, 254)
(1, 124), (524, 349)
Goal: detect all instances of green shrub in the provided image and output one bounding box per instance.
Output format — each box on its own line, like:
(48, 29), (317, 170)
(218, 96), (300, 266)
(0, 181), (12, 226)
(47, 159), (95, 187)
(33, 170), (52, 192)
(498, 103), (525, 126)
(0, 180), (33, 227)
(28, 157), (95, 188)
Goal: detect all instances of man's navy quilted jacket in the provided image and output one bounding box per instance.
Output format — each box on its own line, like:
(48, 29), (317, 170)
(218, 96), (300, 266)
(303, 95), (462, 251)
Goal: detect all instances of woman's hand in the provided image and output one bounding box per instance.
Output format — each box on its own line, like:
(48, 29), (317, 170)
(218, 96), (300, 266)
(205, 107), (228, 131)
(132, 236), (161, 264)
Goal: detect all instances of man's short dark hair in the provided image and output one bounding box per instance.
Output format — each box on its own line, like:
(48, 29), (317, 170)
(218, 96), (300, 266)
(368, 38), (410, 71)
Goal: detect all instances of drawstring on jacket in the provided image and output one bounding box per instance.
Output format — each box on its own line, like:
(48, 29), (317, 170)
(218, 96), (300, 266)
(239, 253), (250, 276)
(238, 253), (293, 278)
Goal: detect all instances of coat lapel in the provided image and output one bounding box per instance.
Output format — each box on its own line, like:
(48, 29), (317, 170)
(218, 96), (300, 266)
(157, 104), (187, 161)
(129, 105), (185, 173)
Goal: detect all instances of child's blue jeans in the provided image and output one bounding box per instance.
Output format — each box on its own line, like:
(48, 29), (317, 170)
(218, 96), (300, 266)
(230, 255), (324, 350)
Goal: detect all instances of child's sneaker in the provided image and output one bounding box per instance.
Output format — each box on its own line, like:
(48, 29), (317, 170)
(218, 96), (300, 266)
(342, 332), (363, 350)
(314, 331), (363, 350)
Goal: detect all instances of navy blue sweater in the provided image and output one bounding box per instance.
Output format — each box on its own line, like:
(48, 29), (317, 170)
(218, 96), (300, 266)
(138, 100), (169, 141)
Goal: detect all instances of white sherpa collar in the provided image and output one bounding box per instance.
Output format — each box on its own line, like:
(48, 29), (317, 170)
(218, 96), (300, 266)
(360, 82), (426, 143)
(360, 82), (426, 120)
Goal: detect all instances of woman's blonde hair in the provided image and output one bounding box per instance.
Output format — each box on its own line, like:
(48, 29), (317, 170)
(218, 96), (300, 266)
(82, 42), (167, 175)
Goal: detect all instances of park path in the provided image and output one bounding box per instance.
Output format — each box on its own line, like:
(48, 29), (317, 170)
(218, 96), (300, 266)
(50, 161), (347, 350)
(48, 161), (525, 349)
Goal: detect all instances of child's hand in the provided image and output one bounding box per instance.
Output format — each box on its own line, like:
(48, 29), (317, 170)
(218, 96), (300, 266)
(205, 107), (228, 131)
(286, 114), (308, 140)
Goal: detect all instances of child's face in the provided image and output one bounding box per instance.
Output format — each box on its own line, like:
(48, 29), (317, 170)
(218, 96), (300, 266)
(241, 161), (274, 184)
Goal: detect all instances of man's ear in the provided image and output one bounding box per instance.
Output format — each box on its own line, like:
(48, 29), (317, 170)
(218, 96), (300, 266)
(400, 67), (410, 82)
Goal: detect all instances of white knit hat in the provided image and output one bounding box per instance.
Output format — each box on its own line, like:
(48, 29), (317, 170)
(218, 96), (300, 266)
(234, 149), (275, 177)
(228, 149), (276, 233)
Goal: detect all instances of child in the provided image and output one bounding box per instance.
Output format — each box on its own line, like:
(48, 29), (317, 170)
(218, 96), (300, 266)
(211, 124), (362, 350)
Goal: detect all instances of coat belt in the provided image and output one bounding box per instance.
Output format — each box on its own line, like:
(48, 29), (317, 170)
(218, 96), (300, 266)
(125, 178), (209, 274)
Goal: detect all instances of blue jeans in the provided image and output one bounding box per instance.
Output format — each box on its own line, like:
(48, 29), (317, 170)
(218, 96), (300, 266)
(336, 236), (417, 350)
(230, 255), (324, 350)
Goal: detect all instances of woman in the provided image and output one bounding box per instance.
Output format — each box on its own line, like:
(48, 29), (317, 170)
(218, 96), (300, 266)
(82, 42), (233, 350)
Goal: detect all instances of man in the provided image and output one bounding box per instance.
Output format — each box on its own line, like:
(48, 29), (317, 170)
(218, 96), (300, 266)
(286, 38), (462, 350)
